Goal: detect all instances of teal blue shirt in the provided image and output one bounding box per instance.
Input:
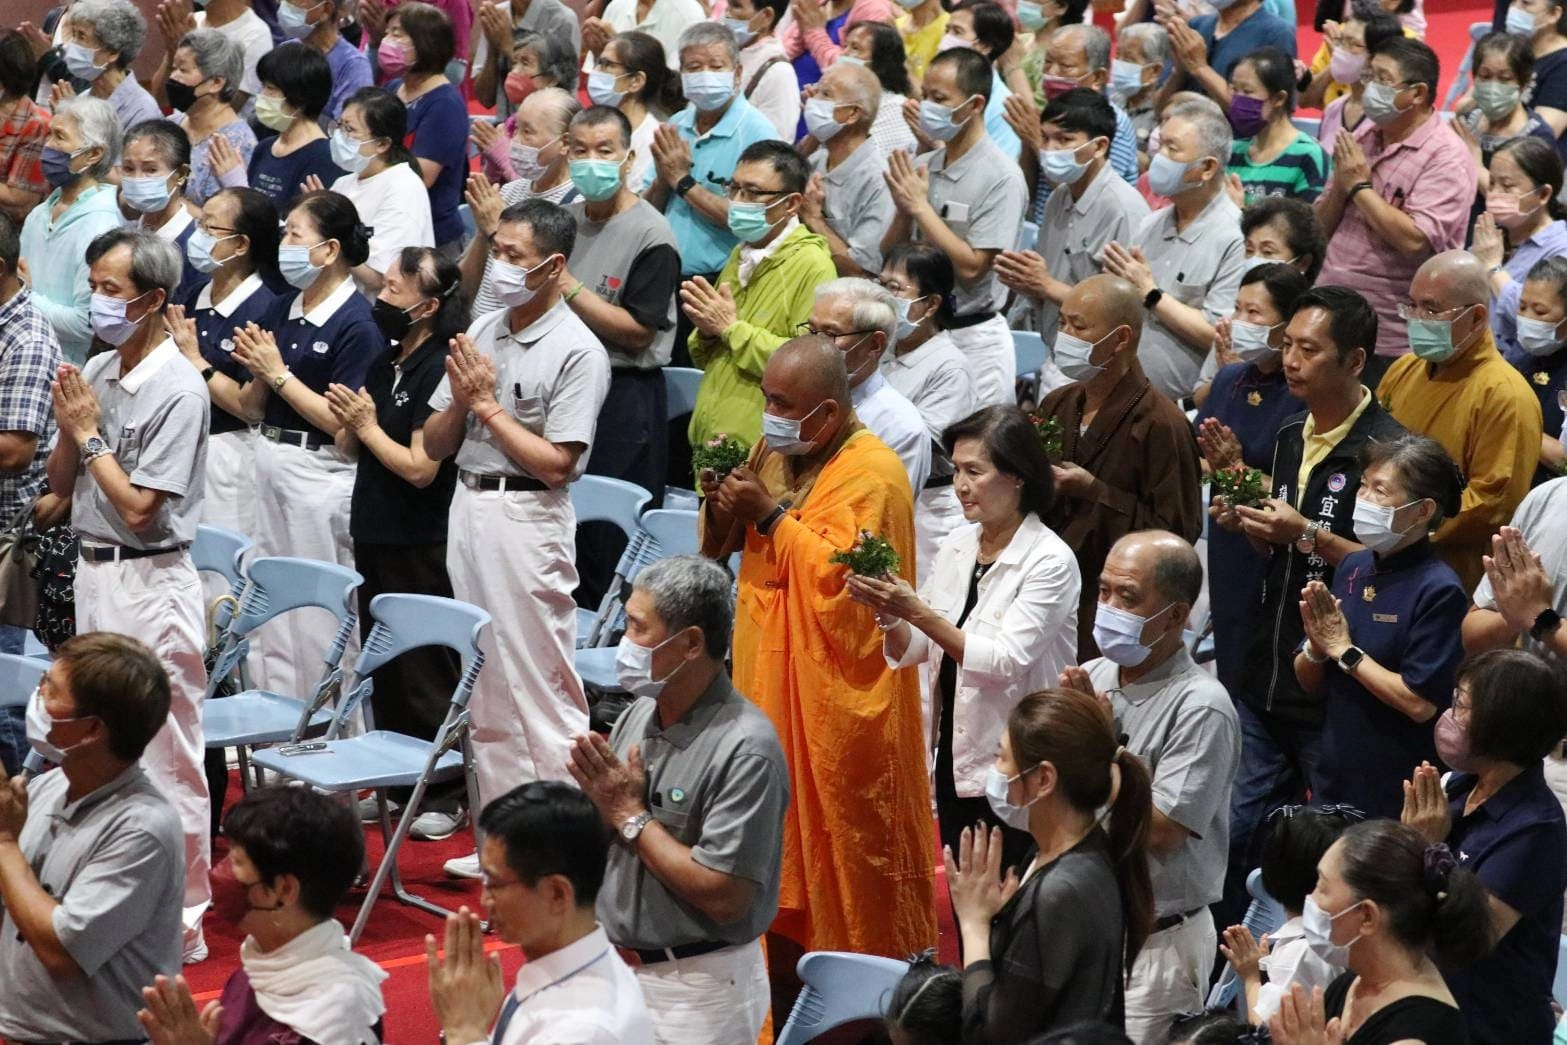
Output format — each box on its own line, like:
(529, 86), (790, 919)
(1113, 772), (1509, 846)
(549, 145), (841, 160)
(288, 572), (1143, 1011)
(18, 182), (125, 364)
(667, 96), (782, 277)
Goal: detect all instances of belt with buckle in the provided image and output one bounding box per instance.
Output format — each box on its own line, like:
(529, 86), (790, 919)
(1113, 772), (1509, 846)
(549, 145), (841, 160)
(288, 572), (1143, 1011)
(459, 470), (549, 493)
(631, 940), (730, 965)
(946, 310), (998, 330)
(258, 425), (329, 450)
(79, 543), (187, 562)
(1153, 907), (1203, 933)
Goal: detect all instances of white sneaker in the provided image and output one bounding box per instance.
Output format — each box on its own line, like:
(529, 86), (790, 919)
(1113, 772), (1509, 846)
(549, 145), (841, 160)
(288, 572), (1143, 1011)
(443, 852), (482, 879)
(410, 809), (468, 841)
(183, 934), (208, 965)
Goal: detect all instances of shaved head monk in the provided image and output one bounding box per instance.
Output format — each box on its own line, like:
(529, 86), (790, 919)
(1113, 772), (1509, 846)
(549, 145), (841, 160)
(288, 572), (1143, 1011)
(699, 335), (937, 1010)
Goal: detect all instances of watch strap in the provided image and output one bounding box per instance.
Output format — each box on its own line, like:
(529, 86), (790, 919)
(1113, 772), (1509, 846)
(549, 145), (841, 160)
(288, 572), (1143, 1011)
(675, 174), (697, 197)
(200, 366), (217, 383)
(1142, 286), (1163, 309)
(758, 504), (787, 535)
(1532, 608), (1563, 641)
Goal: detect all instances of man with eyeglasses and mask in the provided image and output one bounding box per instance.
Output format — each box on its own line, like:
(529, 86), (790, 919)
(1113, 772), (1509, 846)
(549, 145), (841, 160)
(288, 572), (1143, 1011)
(424, 197), (611, 881)
(1377, 249), (1543, 594)
(698, 335), (936, 1008)
(1314, 37), (1476, 375)
(683, 140), (835, 458)
(0, 633), (183, 1045)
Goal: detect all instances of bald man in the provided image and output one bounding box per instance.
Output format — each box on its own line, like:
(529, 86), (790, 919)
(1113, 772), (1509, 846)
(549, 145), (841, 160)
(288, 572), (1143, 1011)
(1066, 529), (1239, 1045)
(1036, 275), (1203, 661)
(799, 63), (895, 277)
(699, 336), (936, 999)
(1378, 250), (1543, 593)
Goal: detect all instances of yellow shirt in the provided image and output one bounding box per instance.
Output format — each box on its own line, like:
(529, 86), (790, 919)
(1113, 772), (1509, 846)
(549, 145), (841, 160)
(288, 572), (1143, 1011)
(1297, 386), (1372, 505)
(898, 9), (949, 86)
(1378, 332), (1544, 592)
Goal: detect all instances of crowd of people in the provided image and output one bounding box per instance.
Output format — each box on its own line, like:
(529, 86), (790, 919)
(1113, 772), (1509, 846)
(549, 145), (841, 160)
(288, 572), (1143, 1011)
(0, 0), (1565, 1041)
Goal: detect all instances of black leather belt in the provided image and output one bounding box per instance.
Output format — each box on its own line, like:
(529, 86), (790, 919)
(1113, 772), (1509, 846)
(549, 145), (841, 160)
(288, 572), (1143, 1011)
(631, 940), (730, 965)
(947, 310), (998, 330)
(258, 424), (329, 450)
(459, 469), (549, 492)
(924, 474), (954, 489)
(80, 543), (188, 563)
(1153, 908), (1203, 933)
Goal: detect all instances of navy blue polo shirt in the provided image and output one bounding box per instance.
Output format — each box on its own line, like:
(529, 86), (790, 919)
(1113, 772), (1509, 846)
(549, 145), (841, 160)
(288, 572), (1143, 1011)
(1442, 765), (1567, 1045)
(1195, 360), (1301, 692)
(1502, 342), (1567, 485)
(181, 273), (280, 436)
(1314, 541), (1468, 818)
(263, 281), (383, 436)
(396, 80), (468, 247)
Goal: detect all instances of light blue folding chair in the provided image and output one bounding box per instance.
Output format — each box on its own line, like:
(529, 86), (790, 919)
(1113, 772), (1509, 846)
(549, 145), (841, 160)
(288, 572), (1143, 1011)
(1017, 220), (1040, 251)
(1554, 936), (1567, 1008)
(192, 525), (253, 685)
(250, 594), (491, 942)
(663, 367), (704, 421)
(1013, 330), (1048, 379)
(202, 557), (362, 788)
(1207, 868), (1288, 1010)
(776, 951), (912, 1045)
(0, 653), (47, 777)
(638, 509), (699, 560)
(572, 475), (653, 645)
(575, 510), (698, 691)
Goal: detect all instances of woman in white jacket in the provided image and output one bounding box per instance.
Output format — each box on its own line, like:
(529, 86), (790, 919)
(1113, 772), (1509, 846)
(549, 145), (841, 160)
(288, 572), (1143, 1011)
(848, 404), (1080, 873)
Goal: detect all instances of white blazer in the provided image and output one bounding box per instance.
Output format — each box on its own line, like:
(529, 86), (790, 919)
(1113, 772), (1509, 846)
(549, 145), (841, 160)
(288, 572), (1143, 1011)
(887, 514), (1081, 798)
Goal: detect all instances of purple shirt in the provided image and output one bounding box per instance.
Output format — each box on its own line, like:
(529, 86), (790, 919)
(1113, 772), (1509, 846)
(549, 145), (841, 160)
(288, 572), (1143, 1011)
(321, 37), (374, 121)
(216, 968), (383, 1045)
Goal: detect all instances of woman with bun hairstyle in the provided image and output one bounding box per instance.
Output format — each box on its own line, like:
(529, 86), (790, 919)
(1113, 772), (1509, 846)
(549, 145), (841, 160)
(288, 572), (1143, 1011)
(1295, 433), (1471, 820)
(945, 688), (1154, 1042)
(1267, 819), (1491, 1045)
(229, 190), (383, 699)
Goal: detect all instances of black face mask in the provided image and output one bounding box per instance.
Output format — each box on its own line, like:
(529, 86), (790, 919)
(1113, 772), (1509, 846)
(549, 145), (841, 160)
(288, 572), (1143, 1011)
(165, 77), (201, 113)
(372, 297), (424, 342)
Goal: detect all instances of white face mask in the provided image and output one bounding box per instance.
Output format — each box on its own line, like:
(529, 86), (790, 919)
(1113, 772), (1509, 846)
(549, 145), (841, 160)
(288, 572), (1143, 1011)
(1352, 497), (1421, 555)
(761, 401), (826, 456)
(1515, 314), (1563, 357)
(1230, 319), (1282, 363)
(26, 688), (86, 765)
(1301, 895), (1362, 966)
(1093, 601), (1174, 667)
(490, 254), (556, 308)
(1055, 329), (1113, 381)
(984, 763), (1040, 830)
(614, 631), (686, 699)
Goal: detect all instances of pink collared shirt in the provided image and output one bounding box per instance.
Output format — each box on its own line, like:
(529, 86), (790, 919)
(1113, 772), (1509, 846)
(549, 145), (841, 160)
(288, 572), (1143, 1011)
(780, 0), (896, 67)
(1316, 111), (1477, 358)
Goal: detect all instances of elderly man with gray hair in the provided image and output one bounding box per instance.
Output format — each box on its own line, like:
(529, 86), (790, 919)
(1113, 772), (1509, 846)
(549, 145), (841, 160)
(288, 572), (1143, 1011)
(806, 277), (930, 493)
(60, 0), (162, 131)
(44, 227), (212, 964)
(799, 61), (894, 277)
(1113, 22), (1169, 147)
(1101, 99), (1245, 403)
(570, 554), (788, 1045)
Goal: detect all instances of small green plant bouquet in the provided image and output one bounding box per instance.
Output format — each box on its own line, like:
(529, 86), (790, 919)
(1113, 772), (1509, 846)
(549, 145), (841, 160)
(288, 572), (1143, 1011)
(830, 530), (902, 578)
(692, 433), (750, 480)
(1210, 463), (1266, 509)
(1029, 412), (1063, 461)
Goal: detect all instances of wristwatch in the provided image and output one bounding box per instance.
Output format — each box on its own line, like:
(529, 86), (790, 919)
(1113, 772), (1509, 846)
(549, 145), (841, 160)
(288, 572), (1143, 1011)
(1337, 645), (1366, 674)
(81, 435), (111, 463)
(674, 173), (698, 198)
(1295, 520), (1323, 555)
(200, 366), (217, 383)
(272, 369), (293, 391)
(620, 811), (654, 843)
(1531, 607), (1563, 643)
(1142, 287), (1163, 309)
(758, 504), (787, 536)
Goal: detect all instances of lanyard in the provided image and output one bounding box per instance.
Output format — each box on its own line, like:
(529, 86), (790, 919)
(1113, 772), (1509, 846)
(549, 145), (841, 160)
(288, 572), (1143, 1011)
(491, 947), (610, 1044)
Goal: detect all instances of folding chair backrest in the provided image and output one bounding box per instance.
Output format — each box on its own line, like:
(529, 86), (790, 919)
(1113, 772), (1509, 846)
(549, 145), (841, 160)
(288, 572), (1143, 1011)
(192, 525), (252, 596)
(208, 558), (362, 693)
(663, 367), (704, 420)
(1013, 330), (1048, 379)
(330, 595), (491, 734)
(776, 951), (911, 1045)
(571, 475), (652, 541)
(0, 653), (45, 708)
(639, 509), (699, 561)
(1207, 868), (1289, 1011)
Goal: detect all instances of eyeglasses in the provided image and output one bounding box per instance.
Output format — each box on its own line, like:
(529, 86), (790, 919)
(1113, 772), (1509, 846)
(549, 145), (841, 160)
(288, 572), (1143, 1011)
(1396, 302), (1471, 323)
(197, 222), (238, 236)
(725, 183), (791, 203)
(1452, 688), (1473, 717)
(795, 322), (877, 342)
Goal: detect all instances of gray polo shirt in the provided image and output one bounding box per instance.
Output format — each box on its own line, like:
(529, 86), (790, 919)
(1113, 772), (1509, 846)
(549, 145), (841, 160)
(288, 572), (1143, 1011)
(598, 672), (790, 949)
(812, 138), (895, 274)
(564, 198), (681, 370)
(1087, 646), (1240, 917)
(1034, 162), (1151, 344)
(916, 136), (1028, 318)
(1131, 191), (1246, 402)
(73, 337), (209, 548)
(0, 765), (183, 1043)
(429, 301), (612, 480)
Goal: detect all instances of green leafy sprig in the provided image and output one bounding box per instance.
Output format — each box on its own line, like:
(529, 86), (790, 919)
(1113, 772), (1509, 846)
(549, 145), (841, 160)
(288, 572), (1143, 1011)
(830, 530), (902, 577)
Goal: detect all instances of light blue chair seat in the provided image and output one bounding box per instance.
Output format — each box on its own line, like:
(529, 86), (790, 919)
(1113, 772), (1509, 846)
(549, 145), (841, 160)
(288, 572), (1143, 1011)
(663, 366), (703, 420)
(204, 692), (333, 748)
(1013, 330), (1048, 379)
(776, 951), (911, 1045)
(576, 645), (621, 692)
(251, 730), (465, 791)
(576, 607), (598, 645)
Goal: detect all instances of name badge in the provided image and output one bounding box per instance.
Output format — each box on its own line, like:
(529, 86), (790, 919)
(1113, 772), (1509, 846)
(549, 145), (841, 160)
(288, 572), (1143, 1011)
(1373, 612), (1399, 624)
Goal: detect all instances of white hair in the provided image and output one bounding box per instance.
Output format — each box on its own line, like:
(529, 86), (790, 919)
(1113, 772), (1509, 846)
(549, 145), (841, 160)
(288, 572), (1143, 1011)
(178, 28), (245, 104)
(72, 0), (147, 65)
(54, 95), (122, 180)
(678, 22), (739, 67)
(828, 62), (882, 123)
(1166, 100), (1232, 165)
(1120, 23), (1169, 67)
(816, 277), (898, 340)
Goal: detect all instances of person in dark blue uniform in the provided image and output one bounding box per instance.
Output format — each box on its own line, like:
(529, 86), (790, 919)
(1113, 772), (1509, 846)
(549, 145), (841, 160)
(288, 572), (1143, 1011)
(1295, 433), (1468, 819)
(1507, 255), (1567, 484)
(228, 190), (383, 701)
(119, 120), (204, 305)
(1402, 648), (1567, 1045)
(245, 46), (346, 213)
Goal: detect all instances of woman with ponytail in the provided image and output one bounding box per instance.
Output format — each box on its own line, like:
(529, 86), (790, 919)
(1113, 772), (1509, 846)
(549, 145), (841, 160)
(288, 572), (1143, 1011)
(1267, 819), (1490, 1045)
(944, 688), (1153, 1042)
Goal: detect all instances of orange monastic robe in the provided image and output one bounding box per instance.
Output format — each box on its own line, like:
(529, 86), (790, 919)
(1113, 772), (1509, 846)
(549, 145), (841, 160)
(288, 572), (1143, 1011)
(706, 427), (937, 957)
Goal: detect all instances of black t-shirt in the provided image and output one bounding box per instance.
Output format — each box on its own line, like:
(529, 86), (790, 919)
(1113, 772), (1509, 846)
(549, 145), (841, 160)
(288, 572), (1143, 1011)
(1322, 974), (1471, 1045)
(349, 336), (457, 545)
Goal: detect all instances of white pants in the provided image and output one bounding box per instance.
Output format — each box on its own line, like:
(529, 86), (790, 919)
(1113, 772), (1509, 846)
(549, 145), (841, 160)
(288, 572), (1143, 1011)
(634, 939), (769, 1045)
(446, 485), (586, 808)
(202, 428), (257, 537)
(915, 484), (966, 587)
(1124, 908), (1216, 1045)
(74, 551), (211, 938)
(251, 437), (356, 700)
(947, 314), (1016, 408)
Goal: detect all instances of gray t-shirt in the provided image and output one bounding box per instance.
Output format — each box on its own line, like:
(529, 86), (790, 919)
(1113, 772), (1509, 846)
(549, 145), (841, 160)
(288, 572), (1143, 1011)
(1087, 646), (1240, 916)
(564, 198), (681, 370)
(72, 337), (209, 547)
(0, 766), (183, 1043)
(916, 136), (1028, 318)
(598, 673), (790, 949)
(1472, 475), (1567, 658)
(429, 301), (612, 480)
(811, 138), (895, 274)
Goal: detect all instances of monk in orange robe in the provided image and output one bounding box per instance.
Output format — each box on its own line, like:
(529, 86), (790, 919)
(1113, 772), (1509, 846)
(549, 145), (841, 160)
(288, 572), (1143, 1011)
(700, 336), (937, 993)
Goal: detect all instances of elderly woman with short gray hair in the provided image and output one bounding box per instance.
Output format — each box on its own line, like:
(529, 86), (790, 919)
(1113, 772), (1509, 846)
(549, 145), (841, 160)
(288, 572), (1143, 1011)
(61, 0), (161, 131)
(165, 28), (255, 206)
(18, 95), (125, 364)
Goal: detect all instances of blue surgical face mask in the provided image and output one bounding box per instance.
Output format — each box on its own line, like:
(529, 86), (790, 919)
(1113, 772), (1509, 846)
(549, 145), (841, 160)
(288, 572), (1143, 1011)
(1243, 254), (1299, 274)
(121, 172), (176, 214)
(1110, 58), (1148, 98)
(587, 70), (627, 107)
(187, 228), (239, 274)
(1516, 314), (1563, 357)
(1092, 600), (1174, 667)
(1147, 151), (1199, 197)
(41, 146), (88, 189)
(761, 400), (827, 455)
(918, 97), (976, 142)
(63, 41), (108, 81)
(1016, 0), (1048, 31)
(1039, 139), (1097, 186)
(90, 290), (153, 347)
(728, 196), (791, 244)
(278, 0), (321, 38)
(803, 97), (847, 141)
(836, 54), (868, 67)
(723, 16), (757, 46)
(1054, 329), (1114, 381)
(1507, 3), (1537, 35)
(1406, 306), (1476, 363)
(1302, 896), (1363, 965)
(329, 128), (375, 173)
(569, 158), (626, 202)
(278, 241), (326, 290)
(683, 70), (736, 113)
(894, 295), (929, 345)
